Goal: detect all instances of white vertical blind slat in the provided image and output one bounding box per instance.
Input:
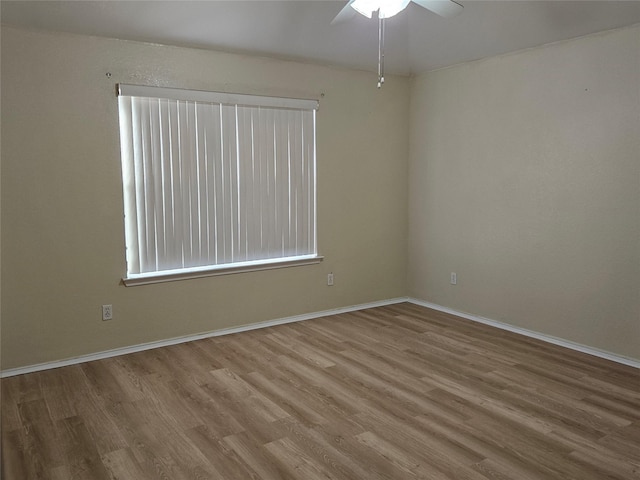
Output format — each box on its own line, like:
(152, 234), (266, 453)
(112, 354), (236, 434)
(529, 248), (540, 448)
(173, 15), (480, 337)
(168, 100), (183, 270)
(180, 102), (193, 267)
(298, 108), (311, 255)
(195, 103), (208, 264)
(234, 106), (242, 262)
(150, 99), (166, 271)
(306, 110), (317, 253)
(275, 109), (289, 256)
(236, 107), (253, 262)
(257, 108), (268, 257)
(248, 107), (260, 258)
(309, 110), (317, 253)
(202, 104), (216, 264)
(291, 110), (301, 255)
(118, 97), (140, 273)
(158, 100), (172, 269)
(221, 105), (237, 263)
(189, 102), (200, 266)
(138, 98), (155, 272)
(267, 109), (277, 257)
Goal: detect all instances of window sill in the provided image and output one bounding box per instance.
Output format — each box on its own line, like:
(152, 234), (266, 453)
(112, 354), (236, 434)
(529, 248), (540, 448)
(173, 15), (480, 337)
(122, 255), (324, 287)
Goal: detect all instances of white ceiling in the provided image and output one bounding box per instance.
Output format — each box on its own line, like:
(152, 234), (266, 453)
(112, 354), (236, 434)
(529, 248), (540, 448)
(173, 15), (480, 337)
(2, 1), (640, 75)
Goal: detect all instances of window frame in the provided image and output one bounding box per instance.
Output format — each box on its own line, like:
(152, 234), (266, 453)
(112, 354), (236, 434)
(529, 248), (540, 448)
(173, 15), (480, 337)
(117, 84), (322, 286)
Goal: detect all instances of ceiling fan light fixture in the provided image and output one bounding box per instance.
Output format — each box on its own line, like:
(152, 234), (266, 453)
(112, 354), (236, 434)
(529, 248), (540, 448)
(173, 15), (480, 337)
(350, 0), (411, 19)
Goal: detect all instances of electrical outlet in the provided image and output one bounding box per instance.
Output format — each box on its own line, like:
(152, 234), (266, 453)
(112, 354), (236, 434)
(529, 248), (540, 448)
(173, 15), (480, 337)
(327, 272), (334, 286)
(450, 272), (457, 285)
(102, 304), (113, 321)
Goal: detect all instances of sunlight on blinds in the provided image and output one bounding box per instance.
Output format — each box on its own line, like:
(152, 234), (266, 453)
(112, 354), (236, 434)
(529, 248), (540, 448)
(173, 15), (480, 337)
(118, 85), (317, 278)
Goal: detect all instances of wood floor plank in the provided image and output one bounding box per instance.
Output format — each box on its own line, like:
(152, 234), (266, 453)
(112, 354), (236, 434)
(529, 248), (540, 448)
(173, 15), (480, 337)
(48, 465), (72, 480)
(356, 430), (463, 480)
(272, 358), (364, 416)
(264, 435), (348, 480)
(71, 382), (130, 456)
(101, 447), (154, 480)
(307, 419), (401, 480)
(167, 377), (246, 439)
(414, 413), (556, 480)
(18, 398), (66, 469)
(213, 337), (283, 379)
(265, 331), (337, 369)
(2, 428), (30, 480)
(2, 303), (639, 479)
(186, 424), (266, 479)
(55, 415), (112, 480)
(223, 430), (295, 480)
(208, 368), (290, 422)
(39, 367), (82, 422)
(353, 410), (487, 477)
(1, 378), (23, 432)
(568, 448), (640, 479)
(472, 457), (542, 480)
(127, 375), (203, 433)
(279, 416), (372, 471)
(597, 422), (640, 463)
(243, 371), (328, 427)
(583, 394), (640, 422)
(248, 371), (358, 427)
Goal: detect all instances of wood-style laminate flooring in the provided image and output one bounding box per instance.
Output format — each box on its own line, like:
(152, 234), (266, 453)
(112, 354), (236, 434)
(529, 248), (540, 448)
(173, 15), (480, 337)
(2, 303), (639, 479)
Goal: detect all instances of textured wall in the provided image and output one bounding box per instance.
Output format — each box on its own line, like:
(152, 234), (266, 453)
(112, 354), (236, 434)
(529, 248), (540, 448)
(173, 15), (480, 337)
(1, 27), (409, 369)
(408, 25), (640, 360)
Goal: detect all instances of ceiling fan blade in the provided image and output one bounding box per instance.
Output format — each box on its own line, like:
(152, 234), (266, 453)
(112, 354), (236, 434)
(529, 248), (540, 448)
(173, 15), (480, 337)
(412, 0), (463, 18)
(331, 0), (358, 25)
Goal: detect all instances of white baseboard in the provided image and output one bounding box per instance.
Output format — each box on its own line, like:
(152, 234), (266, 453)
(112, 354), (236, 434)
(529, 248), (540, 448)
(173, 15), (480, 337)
(0, 297), (408, 378)
(3, 296), (637, 378)
(408, 298), (640, 369)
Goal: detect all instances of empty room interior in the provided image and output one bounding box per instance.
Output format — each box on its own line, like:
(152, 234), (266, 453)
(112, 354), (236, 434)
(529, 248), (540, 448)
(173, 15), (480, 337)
(1, 1), (639, 478)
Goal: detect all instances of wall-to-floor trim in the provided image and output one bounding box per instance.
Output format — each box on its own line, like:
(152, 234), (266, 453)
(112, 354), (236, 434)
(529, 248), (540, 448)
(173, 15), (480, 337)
(408, 298), (640, 369)
(0, 297), (408, 378)
(3, 296), (638, 377)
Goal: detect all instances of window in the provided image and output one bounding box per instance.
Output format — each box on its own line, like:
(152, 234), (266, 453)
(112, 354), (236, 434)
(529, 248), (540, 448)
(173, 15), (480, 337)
(117, 84), (320, 285)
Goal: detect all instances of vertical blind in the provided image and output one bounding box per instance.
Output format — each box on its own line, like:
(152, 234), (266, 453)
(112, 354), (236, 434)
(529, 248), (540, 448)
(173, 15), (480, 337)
(117, 84), (318, 277)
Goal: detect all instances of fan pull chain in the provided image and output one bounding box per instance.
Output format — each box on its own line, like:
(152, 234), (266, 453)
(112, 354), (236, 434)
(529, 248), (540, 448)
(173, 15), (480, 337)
(378, 14), (385, 88)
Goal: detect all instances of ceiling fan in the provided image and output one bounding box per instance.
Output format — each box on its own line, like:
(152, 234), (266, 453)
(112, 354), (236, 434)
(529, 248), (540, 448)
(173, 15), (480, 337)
(332, 0), (464, 87)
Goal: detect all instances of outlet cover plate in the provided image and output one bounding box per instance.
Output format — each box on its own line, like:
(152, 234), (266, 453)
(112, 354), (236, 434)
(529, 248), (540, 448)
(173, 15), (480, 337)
(102, 304), (113, 321)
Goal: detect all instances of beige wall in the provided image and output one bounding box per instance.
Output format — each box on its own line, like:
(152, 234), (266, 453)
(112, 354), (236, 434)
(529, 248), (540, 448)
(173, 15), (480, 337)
(408, 25), (640, 360)
(3, 22), (638, 371)
(1, 26), (409, 370)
